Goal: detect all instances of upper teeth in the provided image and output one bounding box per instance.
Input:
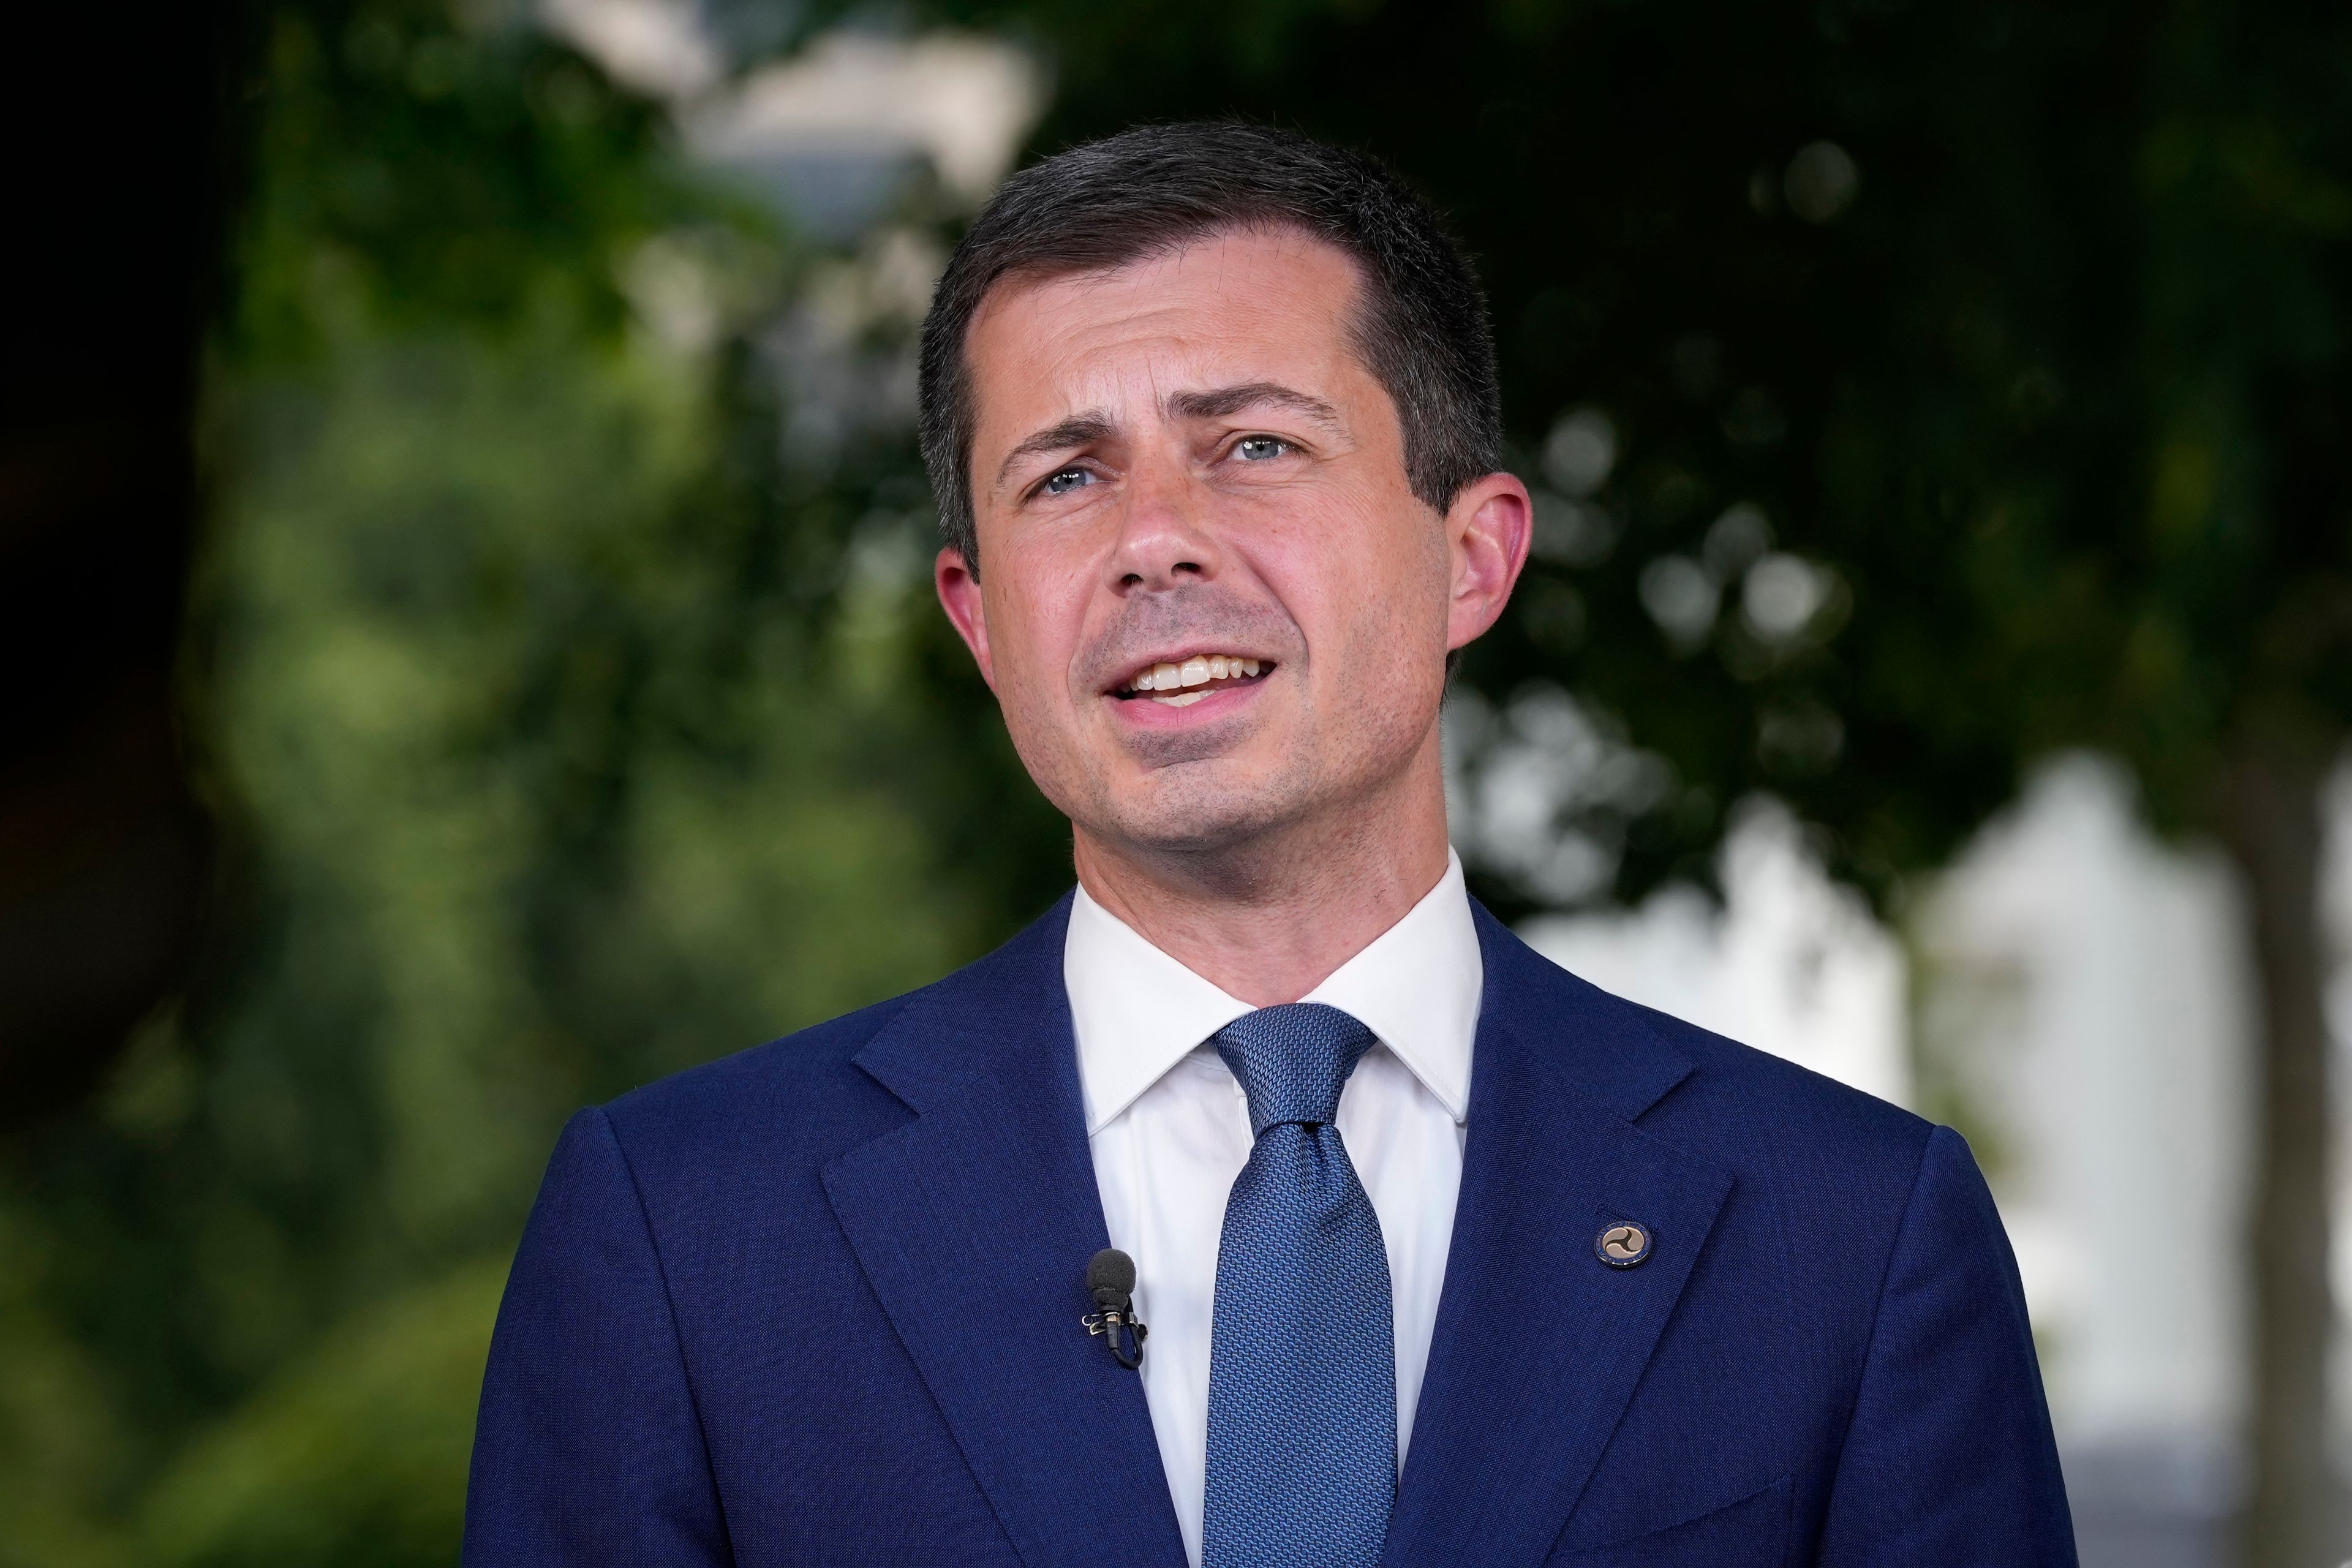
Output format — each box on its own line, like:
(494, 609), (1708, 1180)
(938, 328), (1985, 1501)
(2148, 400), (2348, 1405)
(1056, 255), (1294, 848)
(1129, 655), (1261, 693)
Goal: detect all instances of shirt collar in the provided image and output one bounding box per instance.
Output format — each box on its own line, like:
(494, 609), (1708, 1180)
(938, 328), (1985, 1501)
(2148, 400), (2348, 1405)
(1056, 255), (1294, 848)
(1063, 853), (1482, 1134)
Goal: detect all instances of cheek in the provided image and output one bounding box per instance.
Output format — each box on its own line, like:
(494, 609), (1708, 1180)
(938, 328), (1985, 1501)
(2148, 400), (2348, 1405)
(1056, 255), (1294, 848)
(984, 564), (1089, 715)
(1293, 500), (1450, 665)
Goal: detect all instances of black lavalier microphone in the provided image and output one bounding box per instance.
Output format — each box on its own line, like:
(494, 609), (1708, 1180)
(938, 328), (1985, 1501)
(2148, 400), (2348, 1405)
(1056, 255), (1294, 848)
(1083, 1248), (1148, 1370)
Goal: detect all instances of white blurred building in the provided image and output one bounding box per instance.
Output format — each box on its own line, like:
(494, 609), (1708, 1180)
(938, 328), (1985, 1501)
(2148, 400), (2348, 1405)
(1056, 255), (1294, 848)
(1519, 801), (1911, 1110)
(541, 1), (1044, 239)
(1918, 760), (2260, 1566)
(1916, 758), (2257, 1453)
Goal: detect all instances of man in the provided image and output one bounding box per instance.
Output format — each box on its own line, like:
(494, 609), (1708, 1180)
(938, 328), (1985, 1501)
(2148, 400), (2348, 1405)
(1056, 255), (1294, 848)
(464, 123), (2075, 1566)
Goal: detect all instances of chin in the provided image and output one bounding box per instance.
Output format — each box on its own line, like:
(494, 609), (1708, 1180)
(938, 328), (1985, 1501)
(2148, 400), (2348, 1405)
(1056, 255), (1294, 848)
(1096, 777), (1302, 861)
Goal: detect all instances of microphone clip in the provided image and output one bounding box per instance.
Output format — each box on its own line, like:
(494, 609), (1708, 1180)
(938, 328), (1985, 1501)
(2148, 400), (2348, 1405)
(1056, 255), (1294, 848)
(1081, 1305), (1148, 1370)
(1082, 1247), (1148, 1371)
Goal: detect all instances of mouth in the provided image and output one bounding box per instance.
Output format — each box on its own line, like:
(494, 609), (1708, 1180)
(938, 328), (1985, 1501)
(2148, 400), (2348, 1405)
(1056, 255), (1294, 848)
(1109, 652), (1273, 709)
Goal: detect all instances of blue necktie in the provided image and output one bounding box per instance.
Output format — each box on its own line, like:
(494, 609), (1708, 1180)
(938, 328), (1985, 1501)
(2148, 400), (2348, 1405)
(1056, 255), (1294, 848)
(1202, 1003), (1395, 1568)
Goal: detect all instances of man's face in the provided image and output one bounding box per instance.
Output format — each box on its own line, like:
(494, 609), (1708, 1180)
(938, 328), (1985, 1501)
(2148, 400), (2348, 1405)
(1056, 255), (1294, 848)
(937, 225), (1525, 861)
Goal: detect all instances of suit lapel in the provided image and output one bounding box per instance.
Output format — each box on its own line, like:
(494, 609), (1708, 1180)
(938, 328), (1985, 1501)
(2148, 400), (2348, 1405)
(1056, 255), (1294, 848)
(1383, 905), (1733, 1568)
(821, 898), (1189, 1568)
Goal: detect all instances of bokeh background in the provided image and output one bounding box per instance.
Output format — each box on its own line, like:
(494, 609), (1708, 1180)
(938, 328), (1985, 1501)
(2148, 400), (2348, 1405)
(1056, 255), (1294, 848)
(6, 2), (2351, 1565)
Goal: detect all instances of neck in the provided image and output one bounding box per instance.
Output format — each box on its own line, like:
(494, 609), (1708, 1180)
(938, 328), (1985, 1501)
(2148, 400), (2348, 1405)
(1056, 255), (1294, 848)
(1071, 741), (1453, 1007)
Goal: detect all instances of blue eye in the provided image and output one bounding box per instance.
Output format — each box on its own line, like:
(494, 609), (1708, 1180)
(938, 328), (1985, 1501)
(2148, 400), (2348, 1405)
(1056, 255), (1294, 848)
(1234, 436), (1291, 462)
(1041, 467), (1095, 496)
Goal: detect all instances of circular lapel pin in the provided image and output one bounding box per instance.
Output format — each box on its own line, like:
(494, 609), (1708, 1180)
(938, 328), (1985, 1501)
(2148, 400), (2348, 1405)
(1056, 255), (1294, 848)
(1596, 1221), (1653, 1268)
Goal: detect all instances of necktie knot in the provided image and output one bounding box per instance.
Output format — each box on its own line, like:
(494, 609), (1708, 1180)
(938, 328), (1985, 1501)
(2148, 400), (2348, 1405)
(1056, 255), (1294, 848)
(1213, 1003), (1378, 1137)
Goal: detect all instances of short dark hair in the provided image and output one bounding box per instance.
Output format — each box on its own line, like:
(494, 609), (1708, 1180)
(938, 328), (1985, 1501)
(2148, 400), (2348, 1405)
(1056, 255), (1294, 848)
(917, 121), (1502, 568)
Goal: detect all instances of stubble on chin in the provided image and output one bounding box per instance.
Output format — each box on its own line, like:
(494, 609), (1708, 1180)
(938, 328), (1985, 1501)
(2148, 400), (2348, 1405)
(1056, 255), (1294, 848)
(1021, 589), (1447, 879)
(1085, 689), (1412, 876)
(1086, 753), (1306, 863)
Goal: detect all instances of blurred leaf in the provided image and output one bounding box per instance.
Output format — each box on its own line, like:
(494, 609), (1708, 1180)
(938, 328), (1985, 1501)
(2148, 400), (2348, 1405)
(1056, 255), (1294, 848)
(140, 1261), (503, 1568)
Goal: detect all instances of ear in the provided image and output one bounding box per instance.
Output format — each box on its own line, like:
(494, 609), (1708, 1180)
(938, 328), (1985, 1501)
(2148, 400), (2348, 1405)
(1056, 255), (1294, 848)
(934, 547), (998, 692)
(1443, 472), (1533, 652)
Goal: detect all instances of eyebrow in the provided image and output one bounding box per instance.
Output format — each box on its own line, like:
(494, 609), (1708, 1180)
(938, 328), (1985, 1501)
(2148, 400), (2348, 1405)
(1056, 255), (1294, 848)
(993, 413), (1118, 493)
(990, 382), (1345, 496)
(1166, 382), (1343, 429)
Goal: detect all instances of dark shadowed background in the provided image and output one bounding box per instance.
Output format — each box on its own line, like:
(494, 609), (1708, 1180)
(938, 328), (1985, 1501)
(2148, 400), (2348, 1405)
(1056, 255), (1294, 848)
(4, 2), (2348, 1565)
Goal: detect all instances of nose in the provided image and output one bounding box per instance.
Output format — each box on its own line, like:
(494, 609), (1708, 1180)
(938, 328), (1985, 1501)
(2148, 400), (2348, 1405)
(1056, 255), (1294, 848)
(1106, 450), (1221, 594)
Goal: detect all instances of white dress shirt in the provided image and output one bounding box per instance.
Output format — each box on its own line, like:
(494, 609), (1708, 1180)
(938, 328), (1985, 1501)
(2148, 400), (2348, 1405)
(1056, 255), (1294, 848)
(1063, 854), (1484, 1568)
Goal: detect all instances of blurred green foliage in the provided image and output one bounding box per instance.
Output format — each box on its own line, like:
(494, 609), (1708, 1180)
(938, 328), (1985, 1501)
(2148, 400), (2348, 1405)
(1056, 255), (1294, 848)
(138, 1263), (503, 1568)
(909, 0), (2352, 907)
(1, 2), (1031, 1559)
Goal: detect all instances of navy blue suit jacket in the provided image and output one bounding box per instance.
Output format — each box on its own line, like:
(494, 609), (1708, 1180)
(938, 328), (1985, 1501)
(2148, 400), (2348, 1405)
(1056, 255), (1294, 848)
(465, 895), (2075, 1566)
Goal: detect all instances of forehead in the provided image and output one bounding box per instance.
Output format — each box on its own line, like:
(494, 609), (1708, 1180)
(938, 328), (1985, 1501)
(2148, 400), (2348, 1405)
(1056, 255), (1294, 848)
(963, 227), (1371, 435)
